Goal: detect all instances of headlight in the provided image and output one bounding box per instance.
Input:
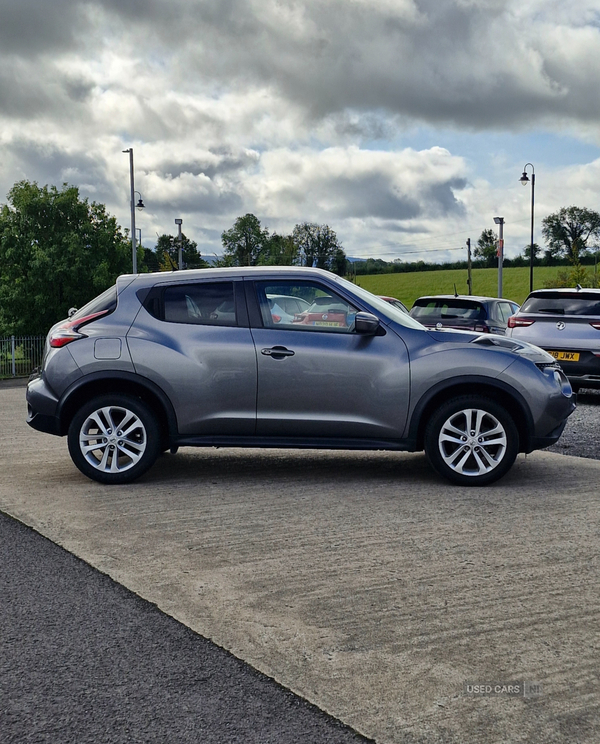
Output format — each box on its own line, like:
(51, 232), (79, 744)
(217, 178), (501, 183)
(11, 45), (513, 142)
(543, 366), (573, 397)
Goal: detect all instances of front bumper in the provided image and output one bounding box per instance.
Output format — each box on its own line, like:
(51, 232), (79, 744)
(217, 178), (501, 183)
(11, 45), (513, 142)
(528, 418), (570, 451)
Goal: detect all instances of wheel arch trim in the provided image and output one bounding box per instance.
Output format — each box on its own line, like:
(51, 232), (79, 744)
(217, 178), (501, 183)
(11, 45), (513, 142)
(56, 372), (178, 439)
(408, 376), (534, 452)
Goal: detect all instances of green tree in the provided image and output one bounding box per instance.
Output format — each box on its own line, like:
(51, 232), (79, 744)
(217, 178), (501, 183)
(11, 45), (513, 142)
(152, 233), (208, 271)
(473, 229), (498, 267)
(542, 206), (600, 262)
(544, 240), (599, 289)
(523, 243), (542, 261)
(221, 214), (269, 266)
(142, 246), (161, 273)
(258, 232), (299, 265)
(0, 180), (131, 336)
(292, 222), (346, 274)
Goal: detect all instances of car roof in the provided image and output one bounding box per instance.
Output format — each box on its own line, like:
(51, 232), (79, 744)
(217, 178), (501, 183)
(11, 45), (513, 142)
(413, 295), (504, 303)
(119, 266), (340, 290)
(526, 287), (600, 296)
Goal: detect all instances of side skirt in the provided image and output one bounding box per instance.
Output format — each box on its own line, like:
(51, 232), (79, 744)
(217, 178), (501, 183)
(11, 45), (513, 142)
(173, 435), (417, 452)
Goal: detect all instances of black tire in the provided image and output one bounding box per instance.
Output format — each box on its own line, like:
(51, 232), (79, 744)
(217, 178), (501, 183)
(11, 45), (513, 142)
(424, 395), (519, 486)
(67, 394), (161, 484)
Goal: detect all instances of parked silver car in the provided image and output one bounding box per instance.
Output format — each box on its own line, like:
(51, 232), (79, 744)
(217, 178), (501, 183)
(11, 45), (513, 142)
(27, 267), (575, 486)
(507, 287), (600, 391)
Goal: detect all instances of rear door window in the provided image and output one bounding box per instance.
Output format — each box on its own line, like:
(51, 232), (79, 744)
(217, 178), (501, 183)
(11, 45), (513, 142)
(162, 282), (237, 325)
(497, 302), (515, 323)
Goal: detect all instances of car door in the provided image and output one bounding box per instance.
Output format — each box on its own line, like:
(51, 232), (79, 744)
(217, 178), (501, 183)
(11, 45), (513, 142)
(247, 279), (410, 440)
(128, 279), (257, 435)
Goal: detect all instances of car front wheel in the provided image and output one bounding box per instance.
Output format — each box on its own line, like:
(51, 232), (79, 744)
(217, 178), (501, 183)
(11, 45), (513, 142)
(67, 394), (161, 484)
(424, 395), (519, 486)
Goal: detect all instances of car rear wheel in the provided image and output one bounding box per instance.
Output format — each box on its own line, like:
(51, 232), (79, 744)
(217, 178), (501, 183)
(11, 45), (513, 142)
(424, 395), (519, 486)
(68, 394), (161, 484)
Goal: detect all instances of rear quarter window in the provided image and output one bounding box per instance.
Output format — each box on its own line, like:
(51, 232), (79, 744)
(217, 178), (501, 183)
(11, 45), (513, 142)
(71, 285), (117, 321)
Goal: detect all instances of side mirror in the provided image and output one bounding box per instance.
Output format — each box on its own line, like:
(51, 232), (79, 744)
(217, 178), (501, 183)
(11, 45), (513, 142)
(354, 311), (380, 335)
(68, 307), (78, 318)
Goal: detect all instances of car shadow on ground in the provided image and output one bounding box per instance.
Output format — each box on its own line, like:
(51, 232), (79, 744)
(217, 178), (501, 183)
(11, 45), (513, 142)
(144, 448), (437, 486)
(121, 447), (571, 492)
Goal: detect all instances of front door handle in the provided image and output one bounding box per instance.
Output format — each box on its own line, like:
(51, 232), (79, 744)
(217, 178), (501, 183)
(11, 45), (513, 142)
(261, 346), (295, 358)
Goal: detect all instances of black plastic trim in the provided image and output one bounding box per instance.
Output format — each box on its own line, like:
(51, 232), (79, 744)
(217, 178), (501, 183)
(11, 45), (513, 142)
(56, 371), (178, 437)
(173, 434), (411, 451)
(26, 411), (61, 436)
(407, 375), (535, 450)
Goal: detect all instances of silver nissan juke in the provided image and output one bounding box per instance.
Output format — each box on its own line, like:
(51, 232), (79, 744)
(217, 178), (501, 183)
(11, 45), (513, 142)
(26, 267), (575, 486)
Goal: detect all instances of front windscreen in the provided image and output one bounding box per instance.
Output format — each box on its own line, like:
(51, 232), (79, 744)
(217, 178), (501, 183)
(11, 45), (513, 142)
(334, 276), (426, 329)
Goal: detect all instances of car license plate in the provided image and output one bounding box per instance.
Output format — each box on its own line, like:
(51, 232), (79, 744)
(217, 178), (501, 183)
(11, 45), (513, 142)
(548, 350), (580, 362)
(313, 321), (343, 327)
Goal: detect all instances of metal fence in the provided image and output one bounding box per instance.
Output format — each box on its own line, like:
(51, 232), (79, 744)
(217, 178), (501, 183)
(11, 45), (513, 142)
(0, 335), (46, 378)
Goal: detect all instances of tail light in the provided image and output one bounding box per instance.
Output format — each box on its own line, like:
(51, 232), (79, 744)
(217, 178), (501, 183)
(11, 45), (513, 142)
(49, 310), (110, 348)
(589, 322), (600, 330)
(507, 316), (535, 328)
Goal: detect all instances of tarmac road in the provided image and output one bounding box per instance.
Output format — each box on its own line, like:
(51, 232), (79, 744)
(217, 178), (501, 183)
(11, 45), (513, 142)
(0, 511), (369, 744)
(2, 380), (600, 743)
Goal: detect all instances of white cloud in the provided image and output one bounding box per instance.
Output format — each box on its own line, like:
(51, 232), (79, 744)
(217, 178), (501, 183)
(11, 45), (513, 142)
(1, 0), (600, 265)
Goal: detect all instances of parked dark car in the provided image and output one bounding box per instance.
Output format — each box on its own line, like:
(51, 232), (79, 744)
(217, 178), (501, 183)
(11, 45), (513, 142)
(26, 267), (574, 487)
(409, 295), (520, 335)
(507, 287), (600, 391)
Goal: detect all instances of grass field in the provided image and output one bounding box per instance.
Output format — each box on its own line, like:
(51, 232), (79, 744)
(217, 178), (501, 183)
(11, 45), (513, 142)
(355, 265), (582, 308)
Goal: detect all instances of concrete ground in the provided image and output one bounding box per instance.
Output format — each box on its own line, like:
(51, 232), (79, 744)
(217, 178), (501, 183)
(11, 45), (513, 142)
(2, 384), (600, 743)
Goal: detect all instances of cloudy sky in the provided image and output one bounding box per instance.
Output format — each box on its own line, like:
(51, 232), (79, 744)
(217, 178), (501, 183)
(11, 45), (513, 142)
(2, 0), (600, 262)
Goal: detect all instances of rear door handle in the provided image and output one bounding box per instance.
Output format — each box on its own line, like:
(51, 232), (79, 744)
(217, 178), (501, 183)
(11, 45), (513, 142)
(261, 346), (295, 358)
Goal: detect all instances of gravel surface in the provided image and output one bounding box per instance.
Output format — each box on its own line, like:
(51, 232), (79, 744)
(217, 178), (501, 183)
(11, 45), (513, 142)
(547, 388), (600, 459)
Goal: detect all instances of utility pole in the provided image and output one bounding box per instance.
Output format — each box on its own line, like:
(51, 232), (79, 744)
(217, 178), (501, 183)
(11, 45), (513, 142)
(466, 238), (473, 295)
(494, 217), (504, 298)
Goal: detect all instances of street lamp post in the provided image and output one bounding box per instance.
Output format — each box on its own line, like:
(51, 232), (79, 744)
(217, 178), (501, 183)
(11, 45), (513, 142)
(520, 163), (536, 293)
(123, 148), (145, 273)
(175, 219), (183, 270)
(494, 217), (504, 298)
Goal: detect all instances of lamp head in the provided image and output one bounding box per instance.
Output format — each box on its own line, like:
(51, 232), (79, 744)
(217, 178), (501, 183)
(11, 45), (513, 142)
(136, 198), (145, 210)
(520, 171), (530, 186)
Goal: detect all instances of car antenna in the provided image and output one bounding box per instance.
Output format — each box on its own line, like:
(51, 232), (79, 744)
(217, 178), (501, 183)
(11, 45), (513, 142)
(454, 284), (458, 298)
(576, 284), (582, 291)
